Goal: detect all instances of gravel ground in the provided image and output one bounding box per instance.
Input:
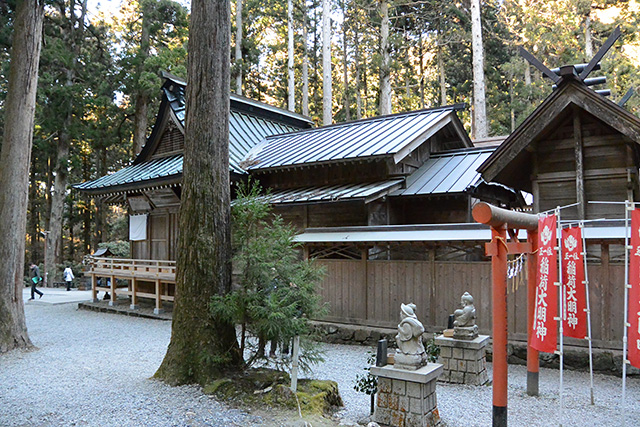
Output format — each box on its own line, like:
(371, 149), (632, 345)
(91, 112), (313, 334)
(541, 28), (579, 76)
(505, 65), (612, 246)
(2, 301), (640, 426)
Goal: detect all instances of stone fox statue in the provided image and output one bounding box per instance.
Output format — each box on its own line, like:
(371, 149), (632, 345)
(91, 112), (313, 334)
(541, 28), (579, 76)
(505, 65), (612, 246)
(396, 303), (426, 356)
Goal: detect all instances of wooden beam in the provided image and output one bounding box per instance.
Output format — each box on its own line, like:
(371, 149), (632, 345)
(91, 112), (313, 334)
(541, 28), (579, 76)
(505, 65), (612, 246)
(154, 279), (163, 315)
(472, 202), (538, 230)
(130, 277), (138, 310)
(574, 107), (586, 219)
(91, 273), (97, 303)
(109, 275), (116, 307)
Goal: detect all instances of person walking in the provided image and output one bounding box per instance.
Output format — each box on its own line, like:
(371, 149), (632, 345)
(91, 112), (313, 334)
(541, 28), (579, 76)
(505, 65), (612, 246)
(29, 262), (43, 300)
(63, 265), (74, 291)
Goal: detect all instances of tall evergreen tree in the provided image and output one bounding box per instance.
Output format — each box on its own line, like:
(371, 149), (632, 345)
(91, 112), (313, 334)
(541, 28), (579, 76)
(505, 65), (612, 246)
(0, 0), (44, 353)
(155, 0), (242, 385)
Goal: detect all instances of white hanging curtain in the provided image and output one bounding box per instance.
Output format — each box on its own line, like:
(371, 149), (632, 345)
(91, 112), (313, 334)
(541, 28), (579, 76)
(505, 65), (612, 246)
(129, 214), (148, 241)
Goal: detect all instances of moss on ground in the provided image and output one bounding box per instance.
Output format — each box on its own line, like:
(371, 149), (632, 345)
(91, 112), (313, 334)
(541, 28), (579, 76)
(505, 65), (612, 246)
(203, 368), (343, 419)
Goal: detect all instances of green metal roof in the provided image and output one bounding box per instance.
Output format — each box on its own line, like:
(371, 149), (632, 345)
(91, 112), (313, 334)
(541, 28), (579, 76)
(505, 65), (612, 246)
(73, 155), (182, 195)
(75, 74), (312, 195)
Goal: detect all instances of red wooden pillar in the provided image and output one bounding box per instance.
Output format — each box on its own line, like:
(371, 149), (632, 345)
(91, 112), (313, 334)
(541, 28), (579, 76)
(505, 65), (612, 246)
(491, 225), (508, 427)
(526, 230), (539, 396)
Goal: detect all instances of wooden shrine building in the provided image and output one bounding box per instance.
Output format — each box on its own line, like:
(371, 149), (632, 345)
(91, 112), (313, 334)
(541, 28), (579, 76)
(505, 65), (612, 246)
(74, 73), (312, 312)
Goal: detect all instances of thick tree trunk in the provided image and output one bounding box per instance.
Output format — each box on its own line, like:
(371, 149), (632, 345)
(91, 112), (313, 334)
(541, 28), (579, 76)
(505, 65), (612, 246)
(46, 1), (86, 285)
(341, 0), (350, 121)
(155, 0), (241, 385)
(0, 0), (44, 354)
(354, 26), (362, 119)
(132, 2), (151, 155)
(524, 57), (531, 86)
(235, 0), (243, 95)
(585, 14), (592, 59)
(302, 0), (309, 116)
(470, 0), (487, 138)
(322, 0), (332, 125)
(437, 32), (446, 106)
(287, 0), (295, 112)
(378, 0), (391, 115)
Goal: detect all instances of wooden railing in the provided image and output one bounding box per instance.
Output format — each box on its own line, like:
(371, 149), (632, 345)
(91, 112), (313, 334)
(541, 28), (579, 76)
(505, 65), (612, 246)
(86, 257), (176, 314)
(88, 257), (176, 281)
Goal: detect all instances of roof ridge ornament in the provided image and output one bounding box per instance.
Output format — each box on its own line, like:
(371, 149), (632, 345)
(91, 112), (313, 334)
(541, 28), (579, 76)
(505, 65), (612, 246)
(519, 26), (622, 98)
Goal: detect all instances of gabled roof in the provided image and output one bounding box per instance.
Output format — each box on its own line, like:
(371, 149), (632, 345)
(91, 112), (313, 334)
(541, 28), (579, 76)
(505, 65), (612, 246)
(75, 74), (312, 195)
(478, 75), (640, 190)
(136, 73), (312, 175)
(393, 147), (494, 196)
(244, 104), (471, 172)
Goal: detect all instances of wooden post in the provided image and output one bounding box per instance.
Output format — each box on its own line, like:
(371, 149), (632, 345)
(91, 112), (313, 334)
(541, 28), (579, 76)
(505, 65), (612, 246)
(574, 107), (585, 219)
(154, 279), (163, 314)
(130, 277), (138, 310)
(91, 273), (97, 302)
(526, 229), (539, 396)
(492, 225), (508, 427)
(109, 275), (116, 306)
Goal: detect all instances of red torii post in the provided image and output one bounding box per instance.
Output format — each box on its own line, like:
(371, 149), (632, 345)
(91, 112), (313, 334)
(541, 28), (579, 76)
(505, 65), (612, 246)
(472, 202), (539, 427)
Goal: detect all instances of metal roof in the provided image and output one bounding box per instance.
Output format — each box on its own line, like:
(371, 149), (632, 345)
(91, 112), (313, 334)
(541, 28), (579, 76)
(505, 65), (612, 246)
(262, 180), (403, 204)
(162, 80), (305, 175)
(392, 147), (494, 196)
(294, 221), (629, 244)
(244, 105), (469, 171)
(76, 75), (311, 193)
(73, 155), (182, 194)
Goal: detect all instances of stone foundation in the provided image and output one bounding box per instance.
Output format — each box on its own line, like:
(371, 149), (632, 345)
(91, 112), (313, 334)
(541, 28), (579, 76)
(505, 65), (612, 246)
(371, 364), (442, 427)
(435, 334), (489, 385)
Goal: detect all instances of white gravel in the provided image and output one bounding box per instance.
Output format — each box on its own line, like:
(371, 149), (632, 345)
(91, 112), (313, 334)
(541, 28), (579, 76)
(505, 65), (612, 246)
(2, 301), (640, 426)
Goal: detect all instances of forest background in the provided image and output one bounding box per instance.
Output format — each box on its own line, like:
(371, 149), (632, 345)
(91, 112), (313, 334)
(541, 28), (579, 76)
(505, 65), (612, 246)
(0, 0), (639, 283)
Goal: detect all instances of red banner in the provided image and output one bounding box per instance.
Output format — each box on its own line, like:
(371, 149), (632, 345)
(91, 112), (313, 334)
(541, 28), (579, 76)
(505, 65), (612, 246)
(628, 209), (640, 368)
(531, 215), (558, 353)
(562, 227), (587, 339)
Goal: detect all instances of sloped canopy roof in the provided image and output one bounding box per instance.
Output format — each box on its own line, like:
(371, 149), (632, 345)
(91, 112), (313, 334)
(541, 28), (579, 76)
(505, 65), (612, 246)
(75, 74), (312, 195)
(393, 147), (493, 196)
(262, 180), (403, 204)
(244, 104), (471, 172)
(477, 75), (640, 191)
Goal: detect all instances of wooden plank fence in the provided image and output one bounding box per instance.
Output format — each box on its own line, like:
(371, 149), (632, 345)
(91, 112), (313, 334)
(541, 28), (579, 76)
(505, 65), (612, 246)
(315, 257), (626, 351)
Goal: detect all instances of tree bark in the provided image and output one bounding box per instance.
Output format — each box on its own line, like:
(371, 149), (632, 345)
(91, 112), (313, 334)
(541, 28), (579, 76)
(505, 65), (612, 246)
(322, 0), (332, 125)
(0, 0), (44, 354)
(378, 0), (391, 115)
(437, 31), (446, 106)
(46, 0), (86, 286)
(235, 0), (243, 95)
(287, 0), (295, 112)
(585, 14), (592, 59)
(302, 0), (309, 116)
(132, 0), (151, 155)
(154, 0), (241, 385)
(354, 25), (362, 119)
(470, 0), (487, 139)
(341, 0), (350, 121)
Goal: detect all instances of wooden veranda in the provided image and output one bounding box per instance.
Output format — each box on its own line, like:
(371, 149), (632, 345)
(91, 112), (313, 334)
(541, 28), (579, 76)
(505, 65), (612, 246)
(86, 257), (176, 314)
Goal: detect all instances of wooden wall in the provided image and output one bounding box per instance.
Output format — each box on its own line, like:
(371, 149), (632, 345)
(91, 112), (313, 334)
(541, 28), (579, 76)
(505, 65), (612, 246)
(534, 110), (637, 219)
(315, 244), (626, 351)
(131, 210), (179, 260)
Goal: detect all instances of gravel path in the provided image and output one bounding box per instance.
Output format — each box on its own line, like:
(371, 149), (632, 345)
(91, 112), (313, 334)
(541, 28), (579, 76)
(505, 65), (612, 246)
(2, 301), (640, 426)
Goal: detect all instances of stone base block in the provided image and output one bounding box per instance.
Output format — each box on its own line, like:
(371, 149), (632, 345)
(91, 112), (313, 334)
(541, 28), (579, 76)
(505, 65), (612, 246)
(435, 334), (489, 386)
(371, 363), (442, 427)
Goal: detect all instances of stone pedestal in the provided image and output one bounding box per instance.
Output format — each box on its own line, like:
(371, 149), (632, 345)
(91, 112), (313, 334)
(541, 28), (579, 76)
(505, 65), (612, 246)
(435, 334), (489, 385)
(370, 363), (442, 427)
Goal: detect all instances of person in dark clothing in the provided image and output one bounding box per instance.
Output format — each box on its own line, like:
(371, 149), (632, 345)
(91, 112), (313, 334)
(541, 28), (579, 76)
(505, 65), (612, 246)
(29, 263), (43, 300)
